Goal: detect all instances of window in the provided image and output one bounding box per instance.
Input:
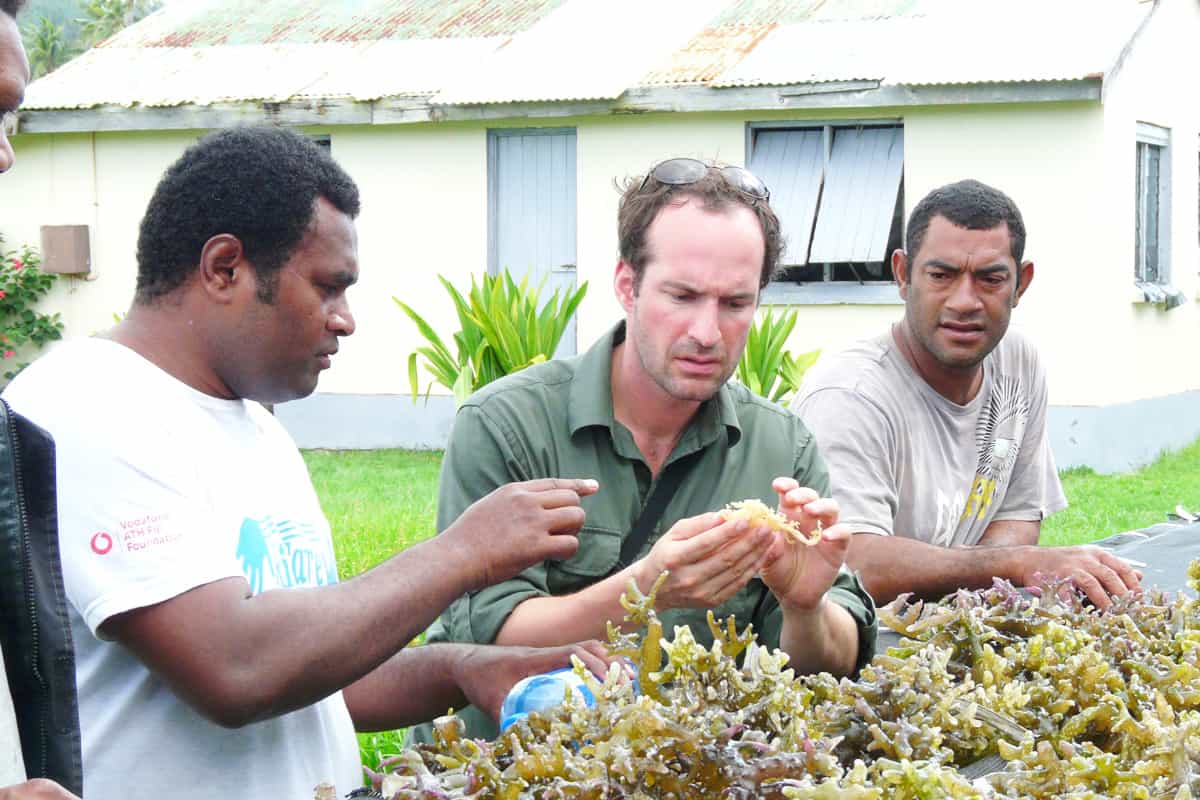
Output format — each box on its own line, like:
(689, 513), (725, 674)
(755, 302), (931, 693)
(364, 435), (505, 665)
(1134, 123), (1170, 287)
(749, 122), (904, 301)
(488, 127), (578, 355)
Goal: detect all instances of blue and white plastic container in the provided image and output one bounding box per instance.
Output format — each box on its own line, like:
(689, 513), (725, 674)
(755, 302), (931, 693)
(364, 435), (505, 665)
(498, 668), (597, 732)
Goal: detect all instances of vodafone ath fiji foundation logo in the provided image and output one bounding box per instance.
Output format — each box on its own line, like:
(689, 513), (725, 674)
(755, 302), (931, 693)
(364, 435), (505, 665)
(90, 531), (114, 555)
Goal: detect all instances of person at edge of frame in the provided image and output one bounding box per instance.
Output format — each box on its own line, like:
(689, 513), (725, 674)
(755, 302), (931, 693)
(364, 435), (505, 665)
(1, 0), (83, 797)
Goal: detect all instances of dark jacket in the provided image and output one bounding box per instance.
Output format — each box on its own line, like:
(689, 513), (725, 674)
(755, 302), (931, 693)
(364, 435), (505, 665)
(0, 398), (82, 795)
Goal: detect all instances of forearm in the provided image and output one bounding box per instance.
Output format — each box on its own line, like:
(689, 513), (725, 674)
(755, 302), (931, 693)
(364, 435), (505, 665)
(977, 518), (1041, 547)
(494, 567), (642, 647)
(845, 533), (1028, 605)
(779, 598), (860, 676)
(109, 534), (480, 727)
(342, 644), (474, 731)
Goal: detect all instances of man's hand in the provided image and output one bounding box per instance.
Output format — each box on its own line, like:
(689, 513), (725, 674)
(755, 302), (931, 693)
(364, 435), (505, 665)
(758, 478), (849, 611)
(630, 512), (773, 611)
(441, 478), (600, 590)
(1017, 545), (1142, 610)
(0, 780), (80, 800)
(451, 641), (615, 722)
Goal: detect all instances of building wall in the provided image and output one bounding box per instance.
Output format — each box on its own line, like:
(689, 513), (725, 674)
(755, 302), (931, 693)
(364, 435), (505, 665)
(2, 36), (1197, 469)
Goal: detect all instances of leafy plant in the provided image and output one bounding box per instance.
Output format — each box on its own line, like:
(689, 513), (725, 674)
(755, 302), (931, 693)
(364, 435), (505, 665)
(77, 0), (159, 48)
(735, 306), (819, 405)
(0, 237), (65, 382)
(26, 16), (74, 78)
(395, 271), (587, 406)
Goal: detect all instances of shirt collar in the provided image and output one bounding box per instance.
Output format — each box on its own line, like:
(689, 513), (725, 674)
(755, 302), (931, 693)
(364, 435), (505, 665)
(567, 321), (743, 449)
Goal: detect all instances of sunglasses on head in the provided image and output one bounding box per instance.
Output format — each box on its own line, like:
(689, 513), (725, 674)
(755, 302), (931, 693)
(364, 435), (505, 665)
(638, 157), (771, 203)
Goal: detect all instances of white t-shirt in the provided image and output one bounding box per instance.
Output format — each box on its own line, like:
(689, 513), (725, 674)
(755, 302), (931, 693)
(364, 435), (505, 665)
(792, 329), (1067, 548)
(3, 339), (360, 800)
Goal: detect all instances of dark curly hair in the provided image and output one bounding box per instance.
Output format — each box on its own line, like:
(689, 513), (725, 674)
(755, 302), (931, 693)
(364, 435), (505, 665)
(906, 179), (1026, 264)
(0, 0), (27, 18)
(617, 164), (783, 291)
(135, 126), (360, 305)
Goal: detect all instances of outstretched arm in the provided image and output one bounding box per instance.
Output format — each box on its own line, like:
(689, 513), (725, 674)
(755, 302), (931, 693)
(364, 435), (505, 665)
(344, 641), (612, 731)
(846, 521), (1141, 608)
(102, 479), (598, 728)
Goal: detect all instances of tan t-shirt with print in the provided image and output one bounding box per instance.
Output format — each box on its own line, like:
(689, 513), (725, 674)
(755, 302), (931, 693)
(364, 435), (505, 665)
(792, 329), (1067, 547)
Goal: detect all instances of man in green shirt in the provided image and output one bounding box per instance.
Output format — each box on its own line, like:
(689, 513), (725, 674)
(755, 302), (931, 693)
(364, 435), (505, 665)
(420, 158), (876, 741)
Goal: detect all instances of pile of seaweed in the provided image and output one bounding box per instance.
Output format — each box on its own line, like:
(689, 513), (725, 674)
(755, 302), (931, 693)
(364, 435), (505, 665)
(368, 565), (1200, 800)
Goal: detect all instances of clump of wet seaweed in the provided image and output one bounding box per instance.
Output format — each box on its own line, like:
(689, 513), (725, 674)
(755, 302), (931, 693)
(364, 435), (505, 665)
(367, 567), (1200, 799)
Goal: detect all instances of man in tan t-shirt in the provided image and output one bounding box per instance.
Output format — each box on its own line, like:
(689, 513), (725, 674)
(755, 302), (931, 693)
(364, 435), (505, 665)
(793, 180), (1142, 610)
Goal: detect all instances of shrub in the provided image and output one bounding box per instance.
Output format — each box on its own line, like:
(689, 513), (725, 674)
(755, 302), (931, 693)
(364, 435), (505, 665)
(735, 306), (819, 406)
(0, 237), (65, 382)
(395, 270), (587, 406)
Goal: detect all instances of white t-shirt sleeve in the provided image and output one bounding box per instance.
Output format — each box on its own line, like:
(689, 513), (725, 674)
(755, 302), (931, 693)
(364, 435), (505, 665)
(793, 386), (899, 537)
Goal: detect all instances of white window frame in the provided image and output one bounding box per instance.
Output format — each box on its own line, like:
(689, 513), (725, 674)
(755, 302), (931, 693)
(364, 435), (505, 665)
(748, 119), (904, 306)
(1134, 122), (1171, 290)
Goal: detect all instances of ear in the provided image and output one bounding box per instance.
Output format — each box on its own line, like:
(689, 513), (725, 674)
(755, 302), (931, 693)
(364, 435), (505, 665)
(614, 260), (637, 314)
(1012, 260), (1034, 307)
(891, 249), (911, 301)
(197, 234), (249, 304)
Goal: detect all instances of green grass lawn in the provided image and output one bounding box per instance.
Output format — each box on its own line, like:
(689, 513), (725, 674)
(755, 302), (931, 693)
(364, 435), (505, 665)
(1041, 437), (1200, 546)
(303, 449), (442, 580)
(303, 437), (1200, 772)
(307, 438), (1200, 574)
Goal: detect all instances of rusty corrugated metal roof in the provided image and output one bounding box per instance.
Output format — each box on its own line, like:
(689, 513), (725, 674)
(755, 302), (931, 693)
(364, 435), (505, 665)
(21, 0), (1152, 113)
(105, 0), (569, 46)
(712, 0), (1152, 88)
(23, 38), (498, 109)
(640, 24), (774, 87)
(431, 0), (728, 105)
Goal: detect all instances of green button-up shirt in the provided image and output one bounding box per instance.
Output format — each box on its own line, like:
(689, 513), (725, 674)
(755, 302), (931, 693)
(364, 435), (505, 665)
(418, 323), (876, 741)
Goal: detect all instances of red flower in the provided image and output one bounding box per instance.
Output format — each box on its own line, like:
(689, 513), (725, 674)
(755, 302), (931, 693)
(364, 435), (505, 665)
(10, 258), (22, 270)
(3, 351), (13, 359)
(0, 290), (6, 299)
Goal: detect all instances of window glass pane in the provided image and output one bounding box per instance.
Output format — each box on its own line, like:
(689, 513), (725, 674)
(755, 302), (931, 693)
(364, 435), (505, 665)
(809, 125), (904, 264)
(1135, 142), (1145, 280)
(1146, 144), (1161, 283)
(749, 128), (823, 265)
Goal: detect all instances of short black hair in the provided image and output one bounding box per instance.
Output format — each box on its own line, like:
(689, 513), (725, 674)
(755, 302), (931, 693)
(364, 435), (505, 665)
(906, 179), (1026, 263)
(0, 0), (27, 18)
(135, 126), (360, 304)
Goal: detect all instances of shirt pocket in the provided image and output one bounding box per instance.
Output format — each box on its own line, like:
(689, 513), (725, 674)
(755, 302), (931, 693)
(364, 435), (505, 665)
(547, 524), (623, 594)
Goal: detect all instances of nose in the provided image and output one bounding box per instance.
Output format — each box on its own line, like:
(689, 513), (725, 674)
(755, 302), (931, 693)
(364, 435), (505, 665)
(946, 273), (984, 314)
(328, 298), (356, 337)
(0, 129), (13, 173)
(688, 300), (721, 349)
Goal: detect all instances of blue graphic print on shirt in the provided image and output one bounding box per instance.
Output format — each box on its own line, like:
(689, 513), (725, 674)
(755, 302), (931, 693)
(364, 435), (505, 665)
(236, 516), (336, 594)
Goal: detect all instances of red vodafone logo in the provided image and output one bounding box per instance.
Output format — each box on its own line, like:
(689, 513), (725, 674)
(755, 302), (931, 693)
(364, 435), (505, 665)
(90, 532), (114, 555)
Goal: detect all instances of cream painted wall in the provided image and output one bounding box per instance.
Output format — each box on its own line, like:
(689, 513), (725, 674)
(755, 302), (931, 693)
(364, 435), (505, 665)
(2, 130), (201, 352)
(1094, 0), (1200, 405)
(313, 123), (489, 395)
(2, 17), (1196, 411)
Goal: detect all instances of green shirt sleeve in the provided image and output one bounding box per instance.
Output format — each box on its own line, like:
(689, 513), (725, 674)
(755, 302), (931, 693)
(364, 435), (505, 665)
(432, 403), (550, 646)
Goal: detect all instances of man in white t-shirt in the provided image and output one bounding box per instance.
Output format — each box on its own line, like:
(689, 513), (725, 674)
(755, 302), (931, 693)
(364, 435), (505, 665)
(793, 179), (1142, 609)
(3, 127), (609, 800)
(2, 2), (81, 799)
